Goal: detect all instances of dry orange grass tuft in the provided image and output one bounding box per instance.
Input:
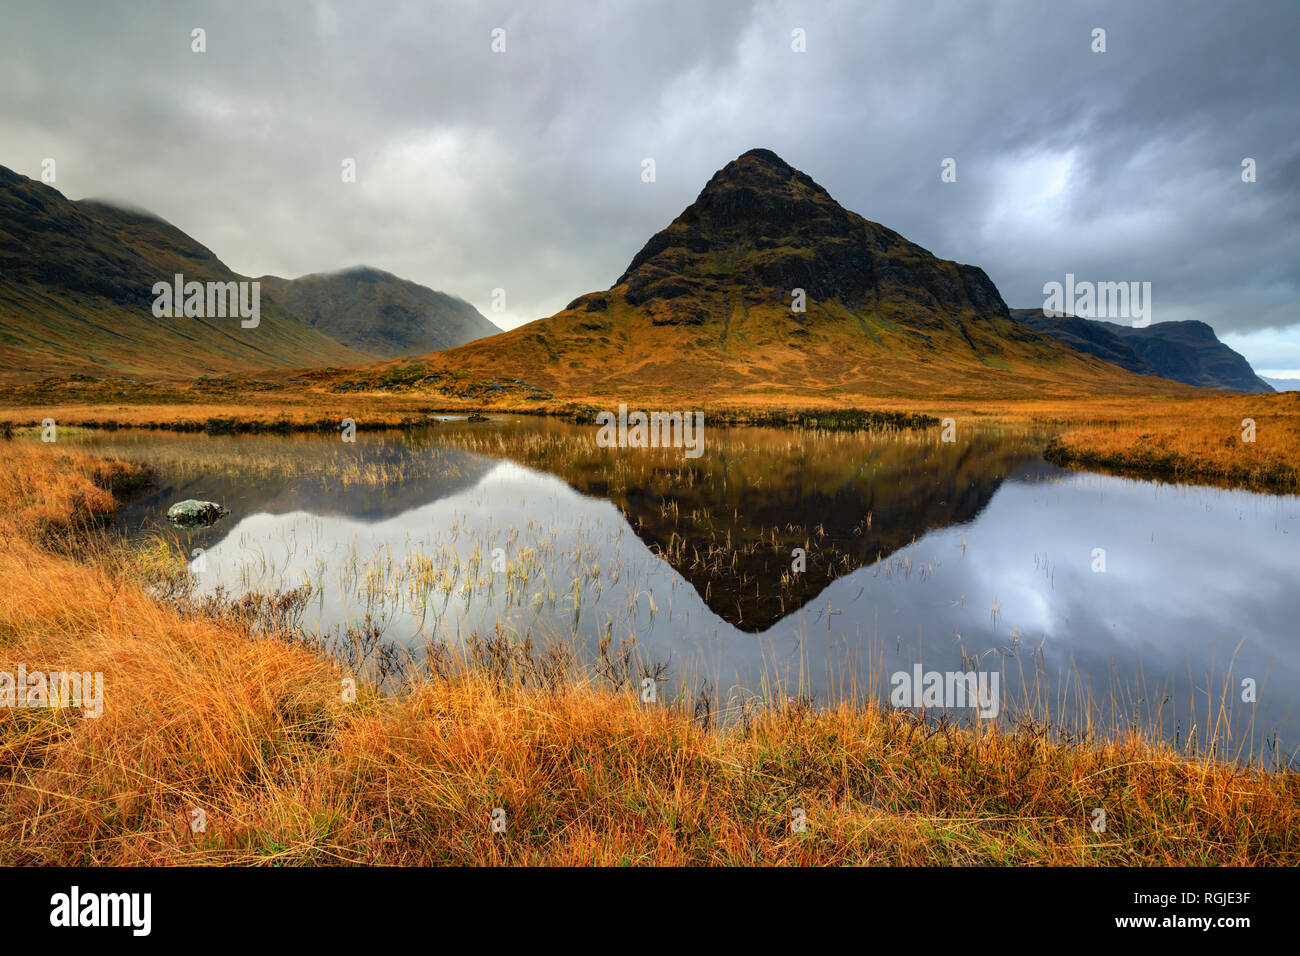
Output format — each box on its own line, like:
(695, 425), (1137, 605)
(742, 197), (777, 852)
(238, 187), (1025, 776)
(0, 440), (1297, 865)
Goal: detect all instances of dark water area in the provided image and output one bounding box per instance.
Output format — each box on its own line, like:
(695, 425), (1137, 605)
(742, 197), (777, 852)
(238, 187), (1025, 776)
(78, 417), (1300, 764)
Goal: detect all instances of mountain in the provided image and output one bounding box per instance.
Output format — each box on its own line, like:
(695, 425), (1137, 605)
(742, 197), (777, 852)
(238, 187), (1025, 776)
(0, 165), (368, 381)
(259, 266), (499, 359)
(412, 149), (1187, 397)
(1261, 376), (1300, 392)
(1007, 311), (1162, 378)
(1012, 309), (1274, 393)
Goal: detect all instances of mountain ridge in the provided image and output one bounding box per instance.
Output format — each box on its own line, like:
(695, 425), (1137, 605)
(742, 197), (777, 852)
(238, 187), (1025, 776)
(1011, 308), (1273, 393)
(410, 149), (1196, 398)
(0, 165), (369, 380)
(0, 165), (493, 380)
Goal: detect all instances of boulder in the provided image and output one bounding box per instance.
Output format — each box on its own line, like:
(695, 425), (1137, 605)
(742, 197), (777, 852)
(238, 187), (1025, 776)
(166, 499), (227, 527)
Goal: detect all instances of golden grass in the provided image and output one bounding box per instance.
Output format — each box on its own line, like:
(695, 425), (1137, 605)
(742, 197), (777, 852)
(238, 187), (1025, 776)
(0, 441), (1297, 865)
(6, 373), (1299, 493)
(1039, 394), (1300, 493)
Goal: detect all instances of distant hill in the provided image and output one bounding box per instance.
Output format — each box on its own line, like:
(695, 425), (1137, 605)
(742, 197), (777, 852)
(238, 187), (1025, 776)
(1262, 376), (1300, 392)
(259, 266), (498, 359)
(410, 149), (1186, 398)
(0, 165), (368, 381)
(1011, 309), (1274, 393)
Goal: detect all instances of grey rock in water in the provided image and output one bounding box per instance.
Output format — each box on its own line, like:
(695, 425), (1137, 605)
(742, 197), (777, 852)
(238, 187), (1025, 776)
(166, 499), (227, 526)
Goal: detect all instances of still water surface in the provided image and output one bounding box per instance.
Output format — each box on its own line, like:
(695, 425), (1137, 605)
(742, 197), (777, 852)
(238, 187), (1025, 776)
(78, 418), (1299, 762)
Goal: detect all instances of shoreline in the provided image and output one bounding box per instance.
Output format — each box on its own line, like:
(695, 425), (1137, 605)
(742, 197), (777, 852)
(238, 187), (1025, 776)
(5, 405), (1298, 497)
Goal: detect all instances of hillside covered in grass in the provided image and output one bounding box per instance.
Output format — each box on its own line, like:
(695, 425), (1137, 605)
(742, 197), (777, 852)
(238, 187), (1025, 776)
(0, 167), (497, 382)
(0, 166), (370, 381)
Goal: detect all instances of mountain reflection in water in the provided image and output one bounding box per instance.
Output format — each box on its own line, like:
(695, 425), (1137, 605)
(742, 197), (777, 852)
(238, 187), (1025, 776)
(84, 419), (1300, 761)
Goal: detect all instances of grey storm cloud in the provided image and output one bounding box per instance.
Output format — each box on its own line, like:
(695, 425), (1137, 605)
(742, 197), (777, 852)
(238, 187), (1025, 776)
(1, 0), (1297, 368)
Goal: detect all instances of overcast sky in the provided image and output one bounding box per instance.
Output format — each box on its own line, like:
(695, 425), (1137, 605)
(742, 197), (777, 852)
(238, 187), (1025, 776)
(2, 0), (1297, 373)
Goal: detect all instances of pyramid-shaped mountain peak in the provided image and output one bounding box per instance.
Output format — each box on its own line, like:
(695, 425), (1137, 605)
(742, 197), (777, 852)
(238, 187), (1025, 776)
(688, 148), (840, 225)
(605, 150), (1011, 334)
(431, 148), (1165, 400)
(711, 147), (801, 183)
